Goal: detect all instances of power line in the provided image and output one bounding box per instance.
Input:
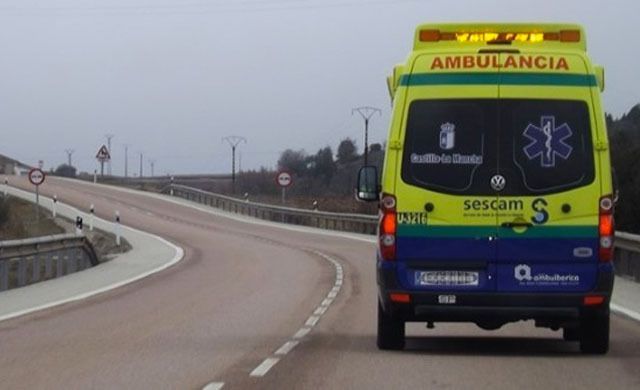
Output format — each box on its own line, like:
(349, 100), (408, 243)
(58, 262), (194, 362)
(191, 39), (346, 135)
(352, 106), (381, 166)
(64, 149), (75, 166)
(222, 136), (247, 193)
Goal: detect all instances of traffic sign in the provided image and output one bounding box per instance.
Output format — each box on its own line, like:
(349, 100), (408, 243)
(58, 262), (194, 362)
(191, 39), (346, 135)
(276, 171), (293, 188)
(28, 168), (45, 186)
(96, 145), (111, 162)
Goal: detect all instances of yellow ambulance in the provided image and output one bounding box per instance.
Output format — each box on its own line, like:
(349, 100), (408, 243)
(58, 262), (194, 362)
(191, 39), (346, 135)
(356, 23), (614, 354)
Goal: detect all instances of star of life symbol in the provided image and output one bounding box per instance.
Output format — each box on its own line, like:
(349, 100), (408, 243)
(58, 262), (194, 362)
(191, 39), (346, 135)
(514, 264), (532, 281)
(439, 122), (455, 150)
(523, 116), (573, 168)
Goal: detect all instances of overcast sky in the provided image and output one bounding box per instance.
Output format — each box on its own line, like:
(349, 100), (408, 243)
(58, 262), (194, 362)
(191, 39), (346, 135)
(1, 0), (639, 175)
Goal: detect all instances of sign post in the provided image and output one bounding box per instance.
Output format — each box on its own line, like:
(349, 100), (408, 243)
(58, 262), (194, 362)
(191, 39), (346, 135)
(95, 145), (111, 176)
(28, 168), (46, 222)
(276, 171), (292, 205)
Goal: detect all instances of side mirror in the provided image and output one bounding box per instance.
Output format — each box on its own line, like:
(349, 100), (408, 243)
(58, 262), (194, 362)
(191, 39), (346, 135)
(594, 65), (605, 92)
(356, 166), (379, 202)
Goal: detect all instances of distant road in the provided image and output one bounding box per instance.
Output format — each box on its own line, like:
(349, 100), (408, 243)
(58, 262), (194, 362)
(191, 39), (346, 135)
(2, 177), (640, 389)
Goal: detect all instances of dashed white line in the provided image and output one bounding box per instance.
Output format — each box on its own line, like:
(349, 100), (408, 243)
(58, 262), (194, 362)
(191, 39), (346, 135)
(250, 357), (280, 377)
(314, 306), (328, 316)
(293, 327), (311, 339)
(202, 382), (224, 390)
(321, 298), (333, 307)
(275, 340), (299, 356)
(305, 315), (320, 327)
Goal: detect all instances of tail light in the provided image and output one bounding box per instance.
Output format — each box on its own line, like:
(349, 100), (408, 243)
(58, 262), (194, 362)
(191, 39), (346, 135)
(598, 195), (615, 262)
(379, 194), (397, 261)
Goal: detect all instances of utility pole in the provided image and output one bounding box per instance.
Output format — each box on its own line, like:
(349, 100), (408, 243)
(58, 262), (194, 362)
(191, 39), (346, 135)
(149, 159), (155, 177)
(139, 152), (143, 178)
(222, 136), (247, 194)
(64, 149), (75, 166)
(352, 106), (381, 166)
(124, 144), (129, 178)
(105, 133), (114, 176)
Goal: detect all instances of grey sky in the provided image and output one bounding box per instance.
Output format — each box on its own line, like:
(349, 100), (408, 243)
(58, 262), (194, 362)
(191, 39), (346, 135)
(1, 0), (638, 175)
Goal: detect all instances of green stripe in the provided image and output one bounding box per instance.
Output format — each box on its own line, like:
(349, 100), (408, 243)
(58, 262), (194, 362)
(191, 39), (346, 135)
(399, 72), (597, 87)
(398, 225), (597, 238)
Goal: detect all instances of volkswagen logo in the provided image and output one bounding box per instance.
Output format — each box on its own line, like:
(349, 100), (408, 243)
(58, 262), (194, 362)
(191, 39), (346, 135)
(490, 174), (506, 191)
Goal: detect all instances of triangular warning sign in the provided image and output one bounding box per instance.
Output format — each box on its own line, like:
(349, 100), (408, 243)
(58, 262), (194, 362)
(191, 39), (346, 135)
(96, 145), (111, 161)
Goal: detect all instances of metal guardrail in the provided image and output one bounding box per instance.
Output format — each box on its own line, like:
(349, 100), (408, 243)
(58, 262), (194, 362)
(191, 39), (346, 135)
(164, 183), (640, 281)
(0, 233), (99, 291)
(165, 184), (378, 234)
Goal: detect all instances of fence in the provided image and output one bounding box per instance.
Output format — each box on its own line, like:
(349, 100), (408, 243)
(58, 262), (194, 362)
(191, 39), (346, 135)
(0, 233), (99, 291)
(164, 184), (640, 281)
(167, 184), (378, 234)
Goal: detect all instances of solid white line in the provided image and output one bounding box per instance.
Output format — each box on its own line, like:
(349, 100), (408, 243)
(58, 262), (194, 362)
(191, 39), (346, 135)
(327, 291), (337, 299)
(274, 340), (299, 355)
(293, 327), (311, 339)
(250, 357), (280, 377)
(202, 382), (224, 390)
(611, 303), (640, 322)
(0, 187), (185, 323)
(305, 315), (320, 327)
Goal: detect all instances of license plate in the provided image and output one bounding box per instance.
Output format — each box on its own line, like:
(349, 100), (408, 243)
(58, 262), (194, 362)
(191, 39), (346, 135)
(415, 271), (479, 286)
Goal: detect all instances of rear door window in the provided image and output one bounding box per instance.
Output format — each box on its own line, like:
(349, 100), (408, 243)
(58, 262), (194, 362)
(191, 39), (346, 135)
(499, 99), (595, 194)
(401, 99), (497, 195)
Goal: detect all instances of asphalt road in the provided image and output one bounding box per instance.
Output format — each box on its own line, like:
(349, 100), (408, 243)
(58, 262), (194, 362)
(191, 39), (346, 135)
(2, 177), (640, 389)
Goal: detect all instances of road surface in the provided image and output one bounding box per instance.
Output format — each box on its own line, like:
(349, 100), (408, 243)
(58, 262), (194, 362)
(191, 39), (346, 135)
(2, 177), (640, 389)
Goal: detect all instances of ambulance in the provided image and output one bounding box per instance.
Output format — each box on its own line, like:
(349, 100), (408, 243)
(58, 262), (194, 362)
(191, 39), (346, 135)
(356, 23), (614, 354)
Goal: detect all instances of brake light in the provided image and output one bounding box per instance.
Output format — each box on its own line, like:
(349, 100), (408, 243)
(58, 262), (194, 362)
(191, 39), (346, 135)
(583, 295), (605, 306)
(390, 293), (411, 303)
(379, 194), (397, 261)
(598, 195), (615, 262)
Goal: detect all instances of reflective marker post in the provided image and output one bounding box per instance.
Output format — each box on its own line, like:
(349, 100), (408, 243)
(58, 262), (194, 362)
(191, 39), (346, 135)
(89, 204), (95, 231)
(3, 177), (7, 197)
(115, 211), (121, 246)
(52, 195), (57, 218)
(75, 216), (83, 235)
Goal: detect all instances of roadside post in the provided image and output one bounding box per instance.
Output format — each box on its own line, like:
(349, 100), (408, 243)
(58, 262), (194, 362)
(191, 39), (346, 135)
(93, 170), (97, 184)
(276, 171), (292, 223)
(96, 145), (111, 177)
(3, 177), (7, 196)
(170, 176), (175, 196)
(276, 171), (292, 205)
(89, 204), (95, 231)
(52, 195), (58, 218)
(115, 211), (121, 246)
(28, 168), (45, 222)
(75, 216), (83, 235)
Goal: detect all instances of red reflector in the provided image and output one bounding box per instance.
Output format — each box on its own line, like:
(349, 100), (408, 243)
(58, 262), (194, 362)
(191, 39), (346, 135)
(390, 293), (411, 303)
(584, 295), (605, 306)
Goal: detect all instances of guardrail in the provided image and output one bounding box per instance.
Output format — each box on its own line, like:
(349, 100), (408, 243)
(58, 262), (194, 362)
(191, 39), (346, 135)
(166, 184), (378, 234)
(0, 233), (99, 291)
(164, 183), (640, 282)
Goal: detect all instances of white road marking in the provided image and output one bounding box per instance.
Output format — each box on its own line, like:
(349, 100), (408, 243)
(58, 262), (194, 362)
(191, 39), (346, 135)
(314, 306), (327, 316)
(275, 340), (299, 355)
(250, 358), (280, 377)
(611, 303), (640, 322)
(202, 382), (224, 390)
(327, 291), (338, 299)
(293, 327), (311, 339)
(321, 298), (333, 307)
(305, 315), (320, 327)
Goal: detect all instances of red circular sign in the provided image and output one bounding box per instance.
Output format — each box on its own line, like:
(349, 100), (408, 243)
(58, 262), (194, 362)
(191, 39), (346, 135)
(276, 171), (292, 187)
(28, 168), (46, 186)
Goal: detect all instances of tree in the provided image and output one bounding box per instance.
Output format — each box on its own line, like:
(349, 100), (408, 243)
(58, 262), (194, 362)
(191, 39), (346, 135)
(336, 138), (358, 164)
(311, 146), (336, 182)
(277, 149), (308, 177)
(54, 164), (77, 178)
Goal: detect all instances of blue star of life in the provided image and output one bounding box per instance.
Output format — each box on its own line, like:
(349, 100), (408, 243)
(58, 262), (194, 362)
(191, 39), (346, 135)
(523, 116), (573, 168)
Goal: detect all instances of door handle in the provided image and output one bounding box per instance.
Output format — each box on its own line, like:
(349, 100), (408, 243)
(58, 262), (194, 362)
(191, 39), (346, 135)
(501, 222), (533, 228)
